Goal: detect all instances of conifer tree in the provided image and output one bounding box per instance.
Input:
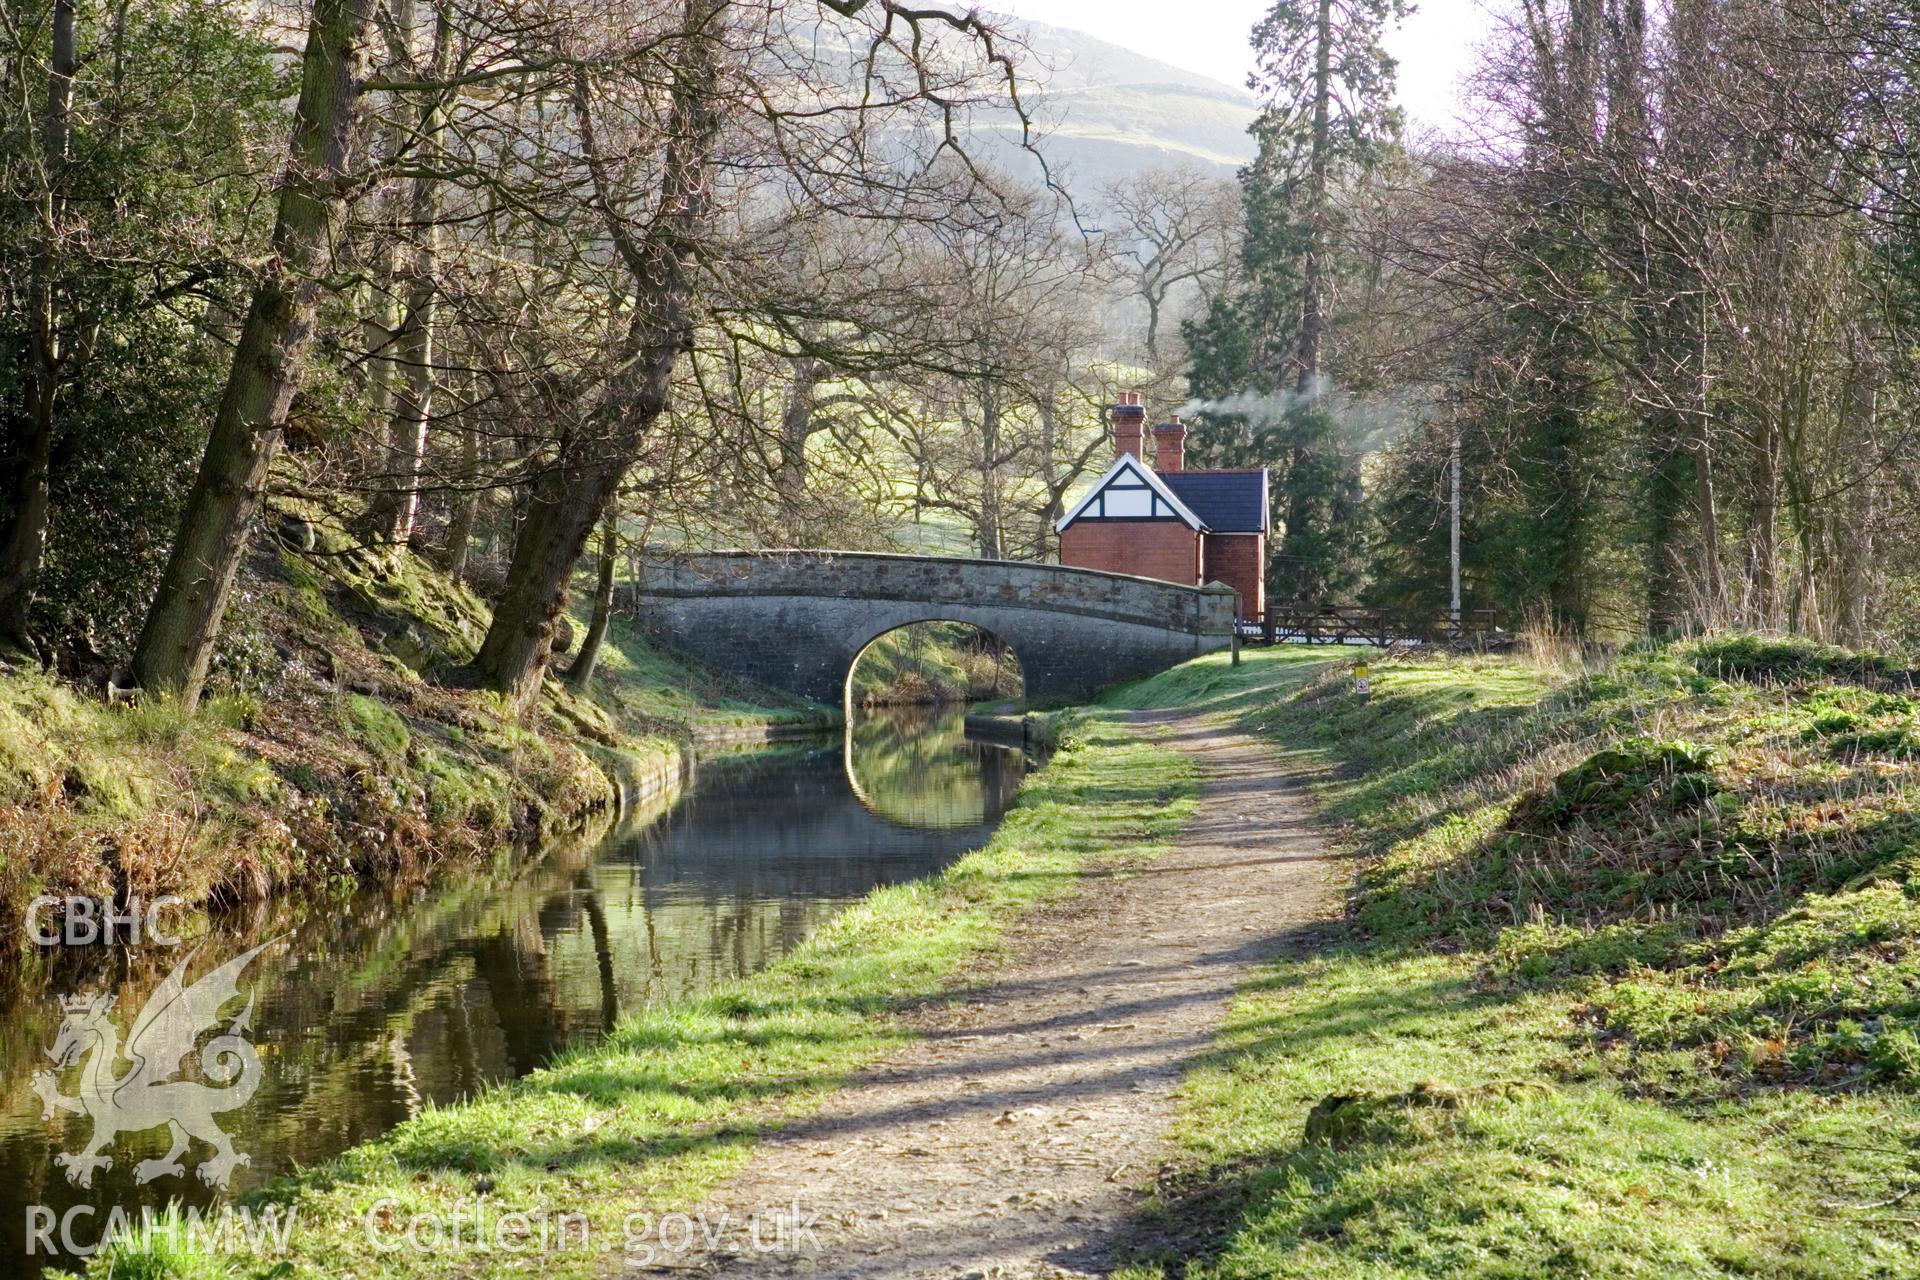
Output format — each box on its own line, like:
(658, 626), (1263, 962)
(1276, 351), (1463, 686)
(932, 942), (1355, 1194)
(1183, 0), (1405, 607)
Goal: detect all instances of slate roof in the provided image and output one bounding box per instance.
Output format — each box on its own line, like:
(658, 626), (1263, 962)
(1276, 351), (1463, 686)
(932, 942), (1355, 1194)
(1161, 469), (1270, 534)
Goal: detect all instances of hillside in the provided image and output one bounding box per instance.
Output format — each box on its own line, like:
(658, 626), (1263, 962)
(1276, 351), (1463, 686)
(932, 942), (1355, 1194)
(979, 82), (1261, 191)
(977, 13), (1259, 193)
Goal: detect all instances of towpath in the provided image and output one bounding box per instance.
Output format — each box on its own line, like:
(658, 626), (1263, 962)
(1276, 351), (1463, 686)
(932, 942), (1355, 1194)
(631, 710), (1339, 1278)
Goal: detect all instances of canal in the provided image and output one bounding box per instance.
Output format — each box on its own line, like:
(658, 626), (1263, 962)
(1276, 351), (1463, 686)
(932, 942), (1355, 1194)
(0, 706), (1034, 1264)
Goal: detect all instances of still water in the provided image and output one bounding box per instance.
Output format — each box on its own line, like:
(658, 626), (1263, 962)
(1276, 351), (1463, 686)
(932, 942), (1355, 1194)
(0, 707), (1031, 1265)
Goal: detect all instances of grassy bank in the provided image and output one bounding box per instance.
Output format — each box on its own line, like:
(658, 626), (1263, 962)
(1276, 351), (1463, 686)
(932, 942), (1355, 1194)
(0, 524), (826, 942)
(88, 710), (1199, 1279)
(1112, 640), (1920, 1279)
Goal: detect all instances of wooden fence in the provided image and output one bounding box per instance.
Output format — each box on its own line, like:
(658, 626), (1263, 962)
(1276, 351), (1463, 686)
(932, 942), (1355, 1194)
(1239, 605), (1501, 647)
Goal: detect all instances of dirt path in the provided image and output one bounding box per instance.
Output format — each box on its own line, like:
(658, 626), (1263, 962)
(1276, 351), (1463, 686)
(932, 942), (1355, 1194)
(640, 711), (1340, 1278)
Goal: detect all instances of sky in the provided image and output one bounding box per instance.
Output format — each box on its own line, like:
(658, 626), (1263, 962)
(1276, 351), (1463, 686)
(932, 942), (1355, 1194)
(994, 0), (1494, 131)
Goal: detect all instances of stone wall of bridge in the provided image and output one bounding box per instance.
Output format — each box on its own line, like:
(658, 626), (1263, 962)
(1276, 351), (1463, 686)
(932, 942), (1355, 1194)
(617, 551), (1238, 708)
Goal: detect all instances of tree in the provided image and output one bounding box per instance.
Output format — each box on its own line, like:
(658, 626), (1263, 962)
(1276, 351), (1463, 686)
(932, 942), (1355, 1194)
(463, 1), (1042, 705)
(0, 0), (74, 654)
(1100, 164), (1240, 377)
(1354, 0), (1920, 644)
(466, 0), (725, 704)
(1179, 0), (1406, 608)
(130, 0), (378, 706)
(360, 0), (456, 548)
(1248, 0), (1406, 393)
(0, 0), (279, 661)
(113, 0), (1041, 710)
(564, 509), (619, 691)
(868, 192), (1111, 562)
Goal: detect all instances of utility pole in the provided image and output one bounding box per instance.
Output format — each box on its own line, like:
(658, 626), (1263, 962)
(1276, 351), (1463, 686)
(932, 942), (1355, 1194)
(1450, 428), (1462, 639)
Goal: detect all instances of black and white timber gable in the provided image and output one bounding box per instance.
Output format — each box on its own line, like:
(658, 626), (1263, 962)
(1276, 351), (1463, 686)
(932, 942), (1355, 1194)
(1054, 453), (1207, 532)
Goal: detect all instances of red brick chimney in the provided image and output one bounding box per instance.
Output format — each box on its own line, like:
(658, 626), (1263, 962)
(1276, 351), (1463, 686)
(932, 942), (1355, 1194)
(1110, 391), (1145, 460)
(1152, 416), (1186, 473)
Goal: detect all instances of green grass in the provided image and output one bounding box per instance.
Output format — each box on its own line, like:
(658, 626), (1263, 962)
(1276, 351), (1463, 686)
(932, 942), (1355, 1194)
(89, 712), (1200, 1279)
(1111, 638), (1920, 1280)
(1142, 947), (1920, 1279)
(1101, 645), (1351, 715)
(0, 673), (292, 925)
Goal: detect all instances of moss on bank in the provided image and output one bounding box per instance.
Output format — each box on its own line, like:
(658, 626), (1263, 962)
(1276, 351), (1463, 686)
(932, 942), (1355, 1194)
(1109, 640), (1920, 1280)
(88, 711), (1199, 1279)
(0, 526), (827, 938)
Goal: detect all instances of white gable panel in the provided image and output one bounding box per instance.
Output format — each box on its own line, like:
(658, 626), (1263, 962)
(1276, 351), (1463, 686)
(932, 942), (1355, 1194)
(1055, 454), (1206, 532)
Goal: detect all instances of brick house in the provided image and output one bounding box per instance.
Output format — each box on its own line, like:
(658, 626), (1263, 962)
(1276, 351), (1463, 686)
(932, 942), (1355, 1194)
(1055, 392), (1270, 621)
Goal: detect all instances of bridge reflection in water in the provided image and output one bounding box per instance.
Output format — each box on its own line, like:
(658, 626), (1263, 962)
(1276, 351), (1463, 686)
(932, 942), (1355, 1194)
(0, 708), (1030, 1268)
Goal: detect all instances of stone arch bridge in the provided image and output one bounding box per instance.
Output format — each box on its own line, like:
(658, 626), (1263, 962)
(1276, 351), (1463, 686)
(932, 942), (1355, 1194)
(617, 551), (1237, 709)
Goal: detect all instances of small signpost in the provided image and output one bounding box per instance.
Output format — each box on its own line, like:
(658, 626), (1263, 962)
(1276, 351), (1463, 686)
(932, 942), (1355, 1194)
(1353, 659), (1371, 697)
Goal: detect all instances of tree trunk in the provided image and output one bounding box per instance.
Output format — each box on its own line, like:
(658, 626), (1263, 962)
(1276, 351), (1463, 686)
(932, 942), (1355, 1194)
(1688, 295), (1724, 622)
(1832, 350), (1880, 647)
(442, 426), (480, 582)
(1635, 263), (1695, 634)
(976, 372), (1002, 559)
(1541, 374), (1590, 632)
(1294, 0), (1332, 395)
(774, 355), (823, 539)
(131, 0), (376, 707)
(364, 0), (453, 547)
(0, 0), (77, 651)
(471, 402), (643, 707)
(470, 0), (720, 708)
(1035, 395), (1061, 557)
(1748, 409), (1782, 628)
(360, 264), (400, 424)
(354, 0), (409, 423)
(1643, 430), (1691, 634)
(565, 512), (618, 692)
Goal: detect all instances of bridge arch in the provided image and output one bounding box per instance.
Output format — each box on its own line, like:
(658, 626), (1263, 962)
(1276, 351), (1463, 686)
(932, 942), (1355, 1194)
(618, 551), (1237, 710)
